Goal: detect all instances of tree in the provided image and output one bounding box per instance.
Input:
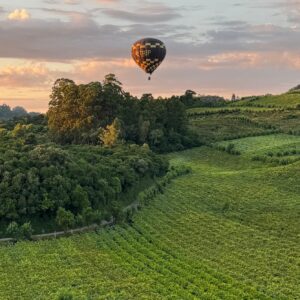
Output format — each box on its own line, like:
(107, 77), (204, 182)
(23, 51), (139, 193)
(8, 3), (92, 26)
(6, 221), (33, 240)
(12, 106), (27, 118)
(6, 222), (19, 239)
(56, 207), (75, 230)
(0, 104), (12, 120)
(138, 117), (150, 143)
(47, 76), (124, 144)
(150, 129), (164, 146)
(19, 222), (33, 240)
(140, 93), (154, 102)
(71, 185), (90, 212)
(11, 123), (31, 138)
(99, 118), (123, 147)
(181, 90), (196, 106)
(231, 94), (236, 101)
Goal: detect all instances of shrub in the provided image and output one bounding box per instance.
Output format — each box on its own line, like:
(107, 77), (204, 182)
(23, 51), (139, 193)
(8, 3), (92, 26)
(56, 208), (75, 231)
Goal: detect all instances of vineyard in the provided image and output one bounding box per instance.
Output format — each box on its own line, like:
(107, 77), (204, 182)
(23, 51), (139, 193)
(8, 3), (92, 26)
(231, 92), (300, 108)
(0, 145), (299, 299)
(0, 91), (299, 299)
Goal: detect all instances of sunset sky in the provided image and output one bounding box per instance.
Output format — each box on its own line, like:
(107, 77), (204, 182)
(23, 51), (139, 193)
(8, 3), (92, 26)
(1, 0), (300, 112)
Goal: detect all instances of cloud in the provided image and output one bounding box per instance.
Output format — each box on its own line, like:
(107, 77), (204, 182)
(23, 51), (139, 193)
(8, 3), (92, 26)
(102, 8), (181, 22)
(201, 22), (300, 56)
(94, 0), (120, 3)
(8, 9), (31, 21)
(0, 63), (54, 87)
(196, 51), (300, 70)
(102, 3), (181, 23)
(43, 0), (60, 4)
(64, 0), (81, 4)
(40, 7), (91, 19)
(0, 14), (192, 60)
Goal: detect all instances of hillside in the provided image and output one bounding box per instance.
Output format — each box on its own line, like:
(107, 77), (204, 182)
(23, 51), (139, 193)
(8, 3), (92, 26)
(0, 146), (299, 299)
(0, 91), (299, 299)
(230, 92), (300, 108)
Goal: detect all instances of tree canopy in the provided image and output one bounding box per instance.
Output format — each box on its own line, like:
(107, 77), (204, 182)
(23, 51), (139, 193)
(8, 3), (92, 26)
(47, 74), (200, 152)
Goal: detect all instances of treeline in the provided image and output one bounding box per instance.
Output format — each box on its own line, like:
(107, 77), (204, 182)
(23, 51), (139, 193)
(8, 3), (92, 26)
(0, 104), (37, 121)
(47, 75), (200, 152)
(178, 90), (227, 108)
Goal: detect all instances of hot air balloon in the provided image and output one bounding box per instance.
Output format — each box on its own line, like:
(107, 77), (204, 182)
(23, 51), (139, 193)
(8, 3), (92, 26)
(131, 38), (166, 80)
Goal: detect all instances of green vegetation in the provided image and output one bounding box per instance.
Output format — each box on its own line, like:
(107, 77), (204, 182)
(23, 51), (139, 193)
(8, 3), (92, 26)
(231, 92), (300, 108)
(48, 75), (199, 152)
(189, 103), (300, 143)
(0, 147), (299, 299)
(0, 74), (201, 238)
(0, 104), (34, 121)
(217, 134), (300, 156)
(0, 137), (167, 236)
(187, 106), (282, 115)
(0, 87), (299, 299)
(216, 134), (300, 165)
(189, 113), (277, 143)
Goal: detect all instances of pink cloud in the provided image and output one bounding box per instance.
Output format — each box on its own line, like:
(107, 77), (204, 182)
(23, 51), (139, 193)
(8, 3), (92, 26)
(0, 63), (52, 87)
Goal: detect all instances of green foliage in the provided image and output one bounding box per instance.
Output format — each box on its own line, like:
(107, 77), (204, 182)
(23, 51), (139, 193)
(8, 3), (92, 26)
(0, 135), (168, 236)
(47, 75), (199, 152)
(0, 104), (30, 121)
(6, 221), (33, 240)
(0, 148), (299, 299)
(0, 77), (299, 299)
(6, 222), (19, 239)
(19, 222), (34, 240)
(56, 208), (75, 231)
(99, 118), (123, 147)
(189, 101), (300, 144)
(47, 77), (122, 144)
(179, 91), (226, 108)
(57, 289), (74, 300)
(231, 93), (300, 108)
(216, 143), (241, 155)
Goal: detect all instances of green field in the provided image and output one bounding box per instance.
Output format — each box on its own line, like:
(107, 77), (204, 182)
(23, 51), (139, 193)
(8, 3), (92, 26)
(231, 93), (300, 108)
(217, 134), (300, 156)
(1, 92), (300, 299)
(187, 107), (281, 115)
(0, 145), (299, 299)
(189, 106), (300, 143)
(189, 114), (275, 143)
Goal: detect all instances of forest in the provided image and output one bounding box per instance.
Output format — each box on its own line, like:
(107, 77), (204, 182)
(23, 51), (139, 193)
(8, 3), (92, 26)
(0, 74), (202, 239)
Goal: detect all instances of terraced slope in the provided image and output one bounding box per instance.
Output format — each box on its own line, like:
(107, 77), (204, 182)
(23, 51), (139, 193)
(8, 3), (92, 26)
(0, 146), (299, 299)
(231, 93), (300, 108)
(217, 134), (300, 165)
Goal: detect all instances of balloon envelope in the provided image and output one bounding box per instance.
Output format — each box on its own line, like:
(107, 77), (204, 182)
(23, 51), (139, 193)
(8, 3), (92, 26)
(132, 38), (166, 76)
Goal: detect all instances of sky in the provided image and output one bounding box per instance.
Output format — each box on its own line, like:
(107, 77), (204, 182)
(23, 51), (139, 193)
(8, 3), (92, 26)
(0, 0), (300, 112)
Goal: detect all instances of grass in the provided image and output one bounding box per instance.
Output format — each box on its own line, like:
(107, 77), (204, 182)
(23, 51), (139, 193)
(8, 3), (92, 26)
(0, 147), (299, 299)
